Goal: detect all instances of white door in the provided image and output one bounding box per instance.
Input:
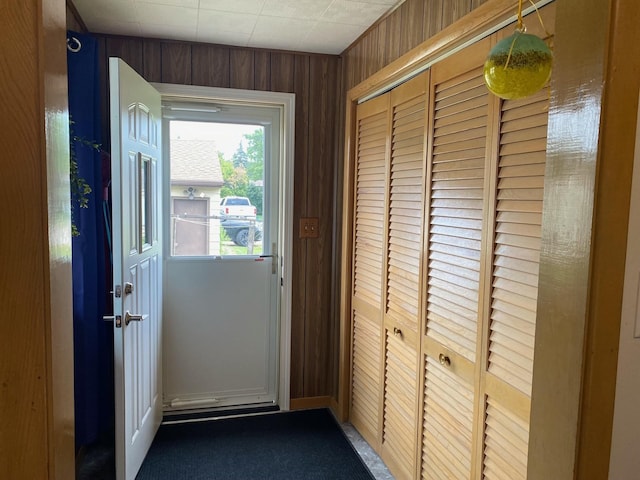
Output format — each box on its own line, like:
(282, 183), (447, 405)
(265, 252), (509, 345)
(161, 103), (283, 412)
(109, 58), (163, 480)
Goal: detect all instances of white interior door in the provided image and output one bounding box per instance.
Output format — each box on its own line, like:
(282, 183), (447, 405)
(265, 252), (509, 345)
(109, 58), (163, 480)
(160, 102), (283, 412)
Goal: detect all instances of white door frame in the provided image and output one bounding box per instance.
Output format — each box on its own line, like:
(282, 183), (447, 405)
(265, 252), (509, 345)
(152, 82), (294, 411)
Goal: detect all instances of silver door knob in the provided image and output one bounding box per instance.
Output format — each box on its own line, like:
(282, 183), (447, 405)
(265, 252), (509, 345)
(124, 311), (148, 326)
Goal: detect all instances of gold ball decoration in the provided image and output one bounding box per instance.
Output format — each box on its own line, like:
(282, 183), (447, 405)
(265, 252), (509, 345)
(484, 31), (553, 100)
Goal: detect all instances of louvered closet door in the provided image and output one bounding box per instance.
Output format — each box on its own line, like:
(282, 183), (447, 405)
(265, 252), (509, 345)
(481, 8), (553, 476)
(350, 93), (390, 447)
(482, 85), (549, 480)
(421, 38), (493, 480)
(381, 73), (428, 480)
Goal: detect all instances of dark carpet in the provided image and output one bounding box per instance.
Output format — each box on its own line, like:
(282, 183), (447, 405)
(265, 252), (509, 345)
(136, 409), (375, 480)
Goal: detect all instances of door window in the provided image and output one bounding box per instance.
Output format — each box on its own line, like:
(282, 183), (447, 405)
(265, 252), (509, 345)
(166, 118), (268, 257)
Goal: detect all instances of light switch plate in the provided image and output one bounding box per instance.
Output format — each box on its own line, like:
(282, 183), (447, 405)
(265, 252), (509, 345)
(300, 217), (319, 239)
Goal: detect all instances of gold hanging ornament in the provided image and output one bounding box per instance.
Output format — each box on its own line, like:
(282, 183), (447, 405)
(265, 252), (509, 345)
(483, 0), (553, 100)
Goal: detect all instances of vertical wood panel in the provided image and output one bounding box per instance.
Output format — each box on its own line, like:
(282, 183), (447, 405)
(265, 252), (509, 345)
(471, 0), (489, 9)
(376, 22), (388, 77)
(331, 57), (345, 399)
(254, 51), (271, 91)
(161, 42), (191, 84)
(143, 40), (162, 82)
(424, 0), (445, 39)
(399, 0), (425, 56)
(304, 56), (339, 396)
(191, 44), (230, 87)
(368, 29), (381, 78)
(290, 54), (310, 397)
(105, 37), (143, 76)
(442, 0), (474, 27)
(270, 53), (295, 92)
(385, 9), (402, 65)
(343, 48), (355, 93)
(351, 42), (363, 89)
(230, 49), (255, 90)
(66, 2), (85, 32)
(341, 0), (497, 91)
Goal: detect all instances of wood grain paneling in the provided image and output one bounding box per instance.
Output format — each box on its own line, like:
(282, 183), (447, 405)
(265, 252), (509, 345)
(105, 37), (143, 76)
(305, 55), (340, 396)
(343, 0), (488, 90)
(375, 21), (388, 75)
(254, 51), (271, 91)
(95, 35), (340, 401)
(291, 54), (310, 398)
(399, 0), (425, 55)
(143, 40), (162, 83)
(230, 49), (254, 90)
(385, 9), (402, 65)
(423, 0), (444, 41)
(191, 44), (230, 87)
(161, 43), (191, 84)
(66, 0), (86, 32)
(270, 53), (294, 92)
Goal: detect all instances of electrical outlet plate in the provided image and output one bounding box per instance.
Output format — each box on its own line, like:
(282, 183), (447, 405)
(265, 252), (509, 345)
(300, 217), (319, 238)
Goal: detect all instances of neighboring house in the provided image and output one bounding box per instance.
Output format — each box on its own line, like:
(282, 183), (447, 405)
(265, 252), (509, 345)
(169, 138), (224, 256)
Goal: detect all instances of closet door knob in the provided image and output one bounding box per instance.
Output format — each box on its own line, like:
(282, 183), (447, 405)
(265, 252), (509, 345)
(439, 354), (451, 367)
(393, 327), (402, 337)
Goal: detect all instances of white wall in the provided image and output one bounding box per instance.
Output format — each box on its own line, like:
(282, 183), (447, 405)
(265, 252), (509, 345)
(609, 92), (640, 479)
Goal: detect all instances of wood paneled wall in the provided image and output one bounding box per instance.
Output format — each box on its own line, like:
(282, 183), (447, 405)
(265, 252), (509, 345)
(342, 0), (489, 91)
(92, 34), (341, 400)
(66, 0), (86, 32)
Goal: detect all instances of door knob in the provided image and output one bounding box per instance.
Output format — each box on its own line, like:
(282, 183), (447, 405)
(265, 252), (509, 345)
(439, 353), (451, 367)
(393, 327), (402, 337)
(124, 311), (148, 326)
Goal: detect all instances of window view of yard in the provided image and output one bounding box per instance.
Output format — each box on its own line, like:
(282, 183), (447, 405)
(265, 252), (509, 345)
(169, 120), (265, 257)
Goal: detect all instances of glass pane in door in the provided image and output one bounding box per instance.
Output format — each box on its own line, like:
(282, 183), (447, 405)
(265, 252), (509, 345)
(168, 120), (265, 256)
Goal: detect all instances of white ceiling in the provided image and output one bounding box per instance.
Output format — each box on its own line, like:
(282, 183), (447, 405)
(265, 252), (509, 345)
(71, 0), (403, 55)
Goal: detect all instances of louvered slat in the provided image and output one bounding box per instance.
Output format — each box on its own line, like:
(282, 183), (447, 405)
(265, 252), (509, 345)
(354, 110), (387, 307)
(426, 66), (488, 362)
(483, 397), (529, 480)
(383, 331), (419, 478)
(387, 93), (426, 335)
(351, 311), (382, 439)
(488, 87), (548, 395)
(422, 356), (474, 480)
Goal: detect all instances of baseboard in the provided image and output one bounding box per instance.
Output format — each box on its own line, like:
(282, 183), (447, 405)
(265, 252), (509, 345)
(329, 396), (343, 421)
(290, 396), (332, 410)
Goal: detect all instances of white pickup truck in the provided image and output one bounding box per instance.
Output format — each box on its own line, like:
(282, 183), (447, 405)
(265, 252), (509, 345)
(219, 196), (257, 220)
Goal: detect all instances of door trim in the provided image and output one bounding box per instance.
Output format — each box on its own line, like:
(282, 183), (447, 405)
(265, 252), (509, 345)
(152, 83), (294, 411)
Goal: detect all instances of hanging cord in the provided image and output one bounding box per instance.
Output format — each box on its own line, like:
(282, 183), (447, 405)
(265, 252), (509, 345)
(504, 0), (525, 69)
(504, 0), (550, 70)
(516, 0), (524, 31)
(528, 0), (551, 38)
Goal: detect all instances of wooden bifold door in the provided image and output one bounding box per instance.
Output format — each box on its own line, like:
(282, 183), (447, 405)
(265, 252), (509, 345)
(346, 5), (554, 479)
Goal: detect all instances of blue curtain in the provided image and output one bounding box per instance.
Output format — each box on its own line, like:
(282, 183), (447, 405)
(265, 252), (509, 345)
(67, 30), (113, 448)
